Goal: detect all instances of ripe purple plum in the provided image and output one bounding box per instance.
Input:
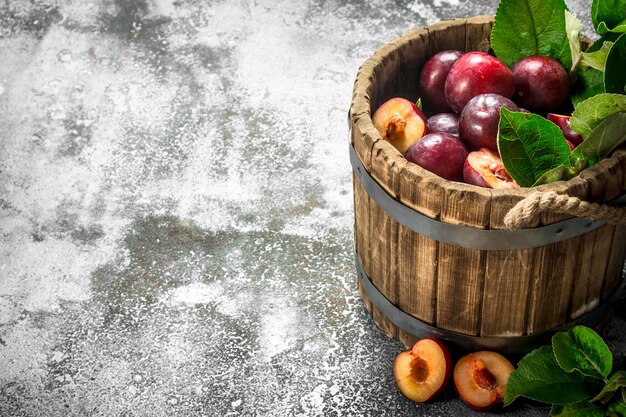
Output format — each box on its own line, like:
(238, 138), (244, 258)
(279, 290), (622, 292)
(458, 93), (519, 151)
(427, 113), (459, 136)
(445, 52), (515, 113)
(420, 50), (464, 113)
(404, 132), (468, 181)
(547, 113), (584, 146)
(512, 56), (569, 113)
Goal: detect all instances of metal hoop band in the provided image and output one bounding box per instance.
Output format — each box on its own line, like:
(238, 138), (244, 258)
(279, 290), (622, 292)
(349, 144), (626, 250)
(356, 254), (623, 354)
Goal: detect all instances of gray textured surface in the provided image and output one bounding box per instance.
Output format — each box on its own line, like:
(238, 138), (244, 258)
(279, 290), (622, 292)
(0, 0), (623, 416)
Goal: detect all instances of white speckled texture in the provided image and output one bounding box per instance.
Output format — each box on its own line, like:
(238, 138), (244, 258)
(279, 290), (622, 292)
(0, 0), (623, 416)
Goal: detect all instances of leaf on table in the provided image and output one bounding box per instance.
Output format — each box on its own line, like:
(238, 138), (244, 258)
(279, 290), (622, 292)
(608, 393), (626, 416)
(592, 371), (626, 404)
(491, 0), (571, 68)
(570, 93), (626, 137)
(504, 345), (602, 406)
(497, 109), (571, 187)
(550, 401), (605, 417)
(552, 326), (613, 380)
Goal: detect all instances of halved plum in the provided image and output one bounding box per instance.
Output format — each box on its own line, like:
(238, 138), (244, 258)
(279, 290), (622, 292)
(372, 97), (428, 154)
(453, 351), (515, 411)
(463, 148), (519, 189)
(394, 338), (452, 403)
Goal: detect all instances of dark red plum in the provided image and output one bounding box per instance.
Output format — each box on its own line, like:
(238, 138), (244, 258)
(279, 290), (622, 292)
(512, 56), (569, 113)
(458, 93), (519, 151)
(404, 133), (468, 181)
(427, 113), (459, 136)
(420, 50), (464, 113)
(445, 52), (515, 113)
(547, 113), (584, 146)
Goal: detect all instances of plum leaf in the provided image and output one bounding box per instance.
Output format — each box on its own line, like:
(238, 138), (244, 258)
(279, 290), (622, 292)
(497, 109), (571, 187)
(491, 0), (571, 69)
(570, 93), (626, 138)
(552, 326), (613, 380)
(504, 345), (601, 406)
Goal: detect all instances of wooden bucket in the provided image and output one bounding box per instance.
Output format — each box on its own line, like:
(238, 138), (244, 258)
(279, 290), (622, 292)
(350, 16), (626, 354)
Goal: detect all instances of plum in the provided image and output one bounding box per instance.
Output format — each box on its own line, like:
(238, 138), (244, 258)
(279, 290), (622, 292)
(404, 132), (468, 181)
(426, 113), (459, 136)
(547, 113), (584, 146)
(512, 55), (569, 113)
(394, 339), (452, 403)
(458, 93), (519, 151)
(420, 50), (464, 113)
(445, 52), (515, 113)
(372, 97), (428, 154)
(454, 351), (515, 411)
(463, 148), (519, 189)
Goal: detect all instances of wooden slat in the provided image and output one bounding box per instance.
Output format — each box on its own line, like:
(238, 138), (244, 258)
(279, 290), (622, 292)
(523, 178), (588, 334)
(353, 172), (371, 314)
(397, 164), (443, 328)
(464, 15), (494, 53)
(436, 182), (491, 336)
(569, 155), (625, 318)
(603, 225), (626, 300)
(481, 189), (534, 336)
(394, 29), (430, 103)
(570, 224), (614, 319)
(367, 140), (407, 339)
(427, 18), (467, 56)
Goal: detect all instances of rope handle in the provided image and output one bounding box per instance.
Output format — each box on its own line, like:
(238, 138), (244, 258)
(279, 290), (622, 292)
(504, 191), (626, 229)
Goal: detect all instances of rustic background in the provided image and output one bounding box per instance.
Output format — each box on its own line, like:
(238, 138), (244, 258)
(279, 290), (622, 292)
(1, 0), (622, 416)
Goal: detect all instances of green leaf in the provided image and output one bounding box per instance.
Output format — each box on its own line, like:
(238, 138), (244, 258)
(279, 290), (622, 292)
(533, 165), (567, 186)
(571, 67), (605, 108)
(570, 93), (626, 138)
(592, 0), (626, 34)
(497, 109), (571, 187)
(579, 41), (612, 71)
(552, 326), (613, 380)
(491, 0), (572, 68)
(587, 32), (623, 52)
(550, 401), (605, 417)
(569, 112), (626, 168)
(593, 371), (626, 404)
(608, 393), (626, 416)
(505, 345), (602, 406)
(605, 34), (626, 93)
(566, 10), (584, 71)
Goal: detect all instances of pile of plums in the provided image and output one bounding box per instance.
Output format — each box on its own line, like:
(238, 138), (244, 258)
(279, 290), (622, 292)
(371, 50), (582, 189)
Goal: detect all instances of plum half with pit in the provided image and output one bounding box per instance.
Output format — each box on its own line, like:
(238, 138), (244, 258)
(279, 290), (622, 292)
(512, 55), (569, 113)
(459, 93), (519, 151)
(372, 97), (428, 154)
(405, 132), (468, 181)
(427, 113), (459, 136)
(445, 52), (515, 113)
(420, 50), (464, 113)
(463, 148), (519, 189)
(454, 351), (515, 411)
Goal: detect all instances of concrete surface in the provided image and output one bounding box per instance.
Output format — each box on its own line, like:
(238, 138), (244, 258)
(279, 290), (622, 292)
(0, 0), (623, 416)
